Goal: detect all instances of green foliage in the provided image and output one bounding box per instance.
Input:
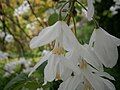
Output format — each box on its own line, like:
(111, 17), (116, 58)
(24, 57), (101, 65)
(4, 73), (30, 90)
(48, 13), (59, 26)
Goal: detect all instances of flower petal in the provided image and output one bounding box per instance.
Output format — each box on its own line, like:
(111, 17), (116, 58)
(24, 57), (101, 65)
(102, 27), (120, 46)
(96, 71), (115, 81)
(28, 52), (52, 77)
(30, 21), (61, 49)
(102, 78), (115, 90)
(61, 21), (80, 51)
(82, 68), (105, 90)
(58, 75), (83, 90)
(83, 44), (103, 71)
(44, 54), (60, 82)
(89, 28), (120, 67)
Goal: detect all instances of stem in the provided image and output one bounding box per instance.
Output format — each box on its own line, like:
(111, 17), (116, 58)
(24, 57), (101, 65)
(66, 0), (76, 25)
(26, 0), (44, 27)
(72, 17), (77, 37)
(59, 1), (69, 20)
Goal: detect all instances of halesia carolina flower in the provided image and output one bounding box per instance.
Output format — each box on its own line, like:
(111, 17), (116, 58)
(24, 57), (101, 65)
(30, 21), (79, 51)
(29, 21), (80, 83)
(89, 27), (120, 68)
(58, 59), (115, 90)
(29, 41), (80, 83)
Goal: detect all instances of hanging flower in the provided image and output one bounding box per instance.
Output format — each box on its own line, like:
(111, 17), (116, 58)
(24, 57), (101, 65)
(29, 21), (81, 83)
(13, 0), (30, 16)
(58, 62), (115, 90)
(30, 21), (79, 51)
(57, 40), (116, 90)
(89, 27), (120, 68)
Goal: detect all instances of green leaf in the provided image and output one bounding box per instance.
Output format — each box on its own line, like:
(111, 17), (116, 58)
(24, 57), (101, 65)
(4, 73), (30, 90)
(48, 13), (59, 26)
(24, 81), (41, 90)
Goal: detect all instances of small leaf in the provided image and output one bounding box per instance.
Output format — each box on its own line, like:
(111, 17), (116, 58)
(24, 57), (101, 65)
(4, 73), (30, 90)
(48, 13), (59, 26)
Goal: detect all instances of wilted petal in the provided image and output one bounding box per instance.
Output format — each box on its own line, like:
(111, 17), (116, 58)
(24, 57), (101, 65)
(30, 21), (61, 49)
(28, 52), (52, 77)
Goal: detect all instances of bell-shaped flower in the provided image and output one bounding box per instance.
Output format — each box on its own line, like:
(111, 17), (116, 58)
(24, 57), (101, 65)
(89, 27), (120, 68)
(29, 42), (63, 81)
(29, 41), (80, 83)
(30, 21), (79, 51)
(29, 21), (81, 83)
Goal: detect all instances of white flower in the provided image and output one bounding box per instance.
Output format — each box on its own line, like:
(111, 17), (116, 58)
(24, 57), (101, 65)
(0, 51), (9, 60)
(89, 27), (120, 68)
(0, 31), (5, 38)
(58, 39), (116, 90)
(114, 0), (120, 5)
(18, 57), (31, 68)
(58, 60), (115, 90)
(26, 21), (38, 31)
(87, 0), (94, 21)
(65, 43), (103, 72)
(5, 34), (13, 42)
(30, 21), (79, 51)
(4, 61), (18, 75)
(14, 0), (30, 16)
(29, 21), (81, 83)
(110, 5), (120, 15)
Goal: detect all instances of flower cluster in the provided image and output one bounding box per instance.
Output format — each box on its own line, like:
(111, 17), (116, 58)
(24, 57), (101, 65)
(0, 31), (13, 42)
(110, 0), (120, 15)
(0, 51), (9, 60)
(29, 0), (120, 90)
(4, 57), (32, 77)
(29, 20), (120, 90)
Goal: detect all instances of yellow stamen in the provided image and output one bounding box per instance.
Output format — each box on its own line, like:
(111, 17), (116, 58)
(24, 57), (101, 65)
(79, 60), (87, 69)
(56, 73), (61, 80)
(52, 47), (64, 55)
(84, 78), (93, 90)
